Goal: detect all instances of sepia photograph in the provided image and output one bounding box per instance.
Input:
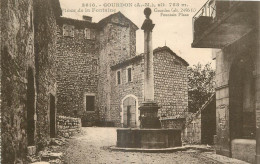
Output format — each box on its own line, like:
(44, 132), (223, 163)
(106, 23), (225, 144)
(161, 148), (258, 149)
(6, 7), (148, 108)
(1, 0), (260, 163)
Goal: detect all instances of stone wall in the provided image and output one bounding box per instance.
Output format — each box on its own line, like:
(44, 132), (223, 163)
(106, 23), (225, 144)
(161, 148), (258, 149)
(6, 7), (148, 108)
(183, 113), (202, 144)
(56, 18), (99, 126)
(1, 0), (61, 163)
(161, 118), (185, 130)
(0, 0), (2, 160)
(1, 1), (34, 162)
(34, 0), (61, 151)
(154, 46), (189, 119)
(215, 30), (257, 159)
(57, 116), (81, 138)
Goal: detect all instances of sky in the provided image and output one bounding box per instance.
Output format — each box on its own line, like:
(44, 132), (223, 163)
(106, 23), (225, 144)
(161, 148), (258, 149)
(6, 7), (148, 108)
(60, 0), (215, 68)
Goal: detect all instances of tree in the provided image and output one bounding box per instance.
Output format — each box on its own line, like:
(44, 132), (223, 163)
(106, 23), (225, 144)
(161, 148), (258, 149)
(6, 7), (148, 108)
(188, 63), (215, 113)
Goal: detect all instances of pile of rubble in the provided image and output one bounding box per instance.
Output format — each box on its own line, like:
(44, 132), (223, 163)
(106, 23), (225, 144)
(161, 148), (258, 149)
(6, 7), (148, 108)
(28, 138), (67, 164)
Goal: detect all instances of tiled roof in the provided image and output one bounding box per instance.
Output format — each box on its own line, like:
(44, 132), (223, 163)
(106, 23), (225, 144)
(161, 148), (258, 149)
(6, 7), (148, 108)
(110, 46), (189, 70)
(110, 55), (143, 70)
(58, 12), (139, 30)
(57, 17), (99, 29)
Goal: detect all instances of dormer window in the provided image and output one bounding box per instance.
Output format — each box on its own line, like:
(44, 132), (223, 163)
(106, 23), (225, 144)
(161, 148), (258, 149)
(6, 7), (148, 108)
(63, 24), (74, 37)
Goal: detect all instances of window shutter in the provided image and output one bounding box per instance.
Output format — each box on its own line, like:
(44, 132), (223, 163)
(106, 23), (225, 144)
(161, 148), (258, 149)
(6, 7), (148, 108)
(71, 26), (74, 37)
(63, 24), (69, 36)
(85, 28), (91, 39)
(91, 30), (96, 40)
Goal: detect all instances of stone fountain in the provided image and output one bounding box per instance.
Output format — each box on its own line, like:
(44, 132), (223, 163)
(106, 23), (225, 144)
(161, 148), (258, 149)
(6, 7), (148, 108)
(116, 8), (182, 150)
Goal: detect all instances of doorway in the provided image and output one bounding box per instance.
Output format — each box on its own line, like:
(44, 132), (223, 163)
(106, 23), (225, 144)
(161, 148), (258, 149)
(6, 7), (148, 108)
(123, 97), (136, 128)
(229, 54), (255, 140)
(127, 106), (131, 127)
(27, 67), (35, 146)
(50, 94), (56, 138)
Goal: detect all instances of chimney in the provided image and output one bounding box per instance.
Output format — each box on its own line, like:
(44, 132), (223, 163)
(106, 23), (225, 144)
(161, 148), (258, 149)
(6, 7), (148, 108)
(82, 15), (92, 22)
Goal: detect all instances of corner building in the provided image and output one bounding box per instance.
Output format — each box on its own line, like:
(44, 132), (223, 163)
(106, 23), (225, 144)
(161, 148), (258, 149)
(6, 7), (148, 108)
(191, 1), (260, 163)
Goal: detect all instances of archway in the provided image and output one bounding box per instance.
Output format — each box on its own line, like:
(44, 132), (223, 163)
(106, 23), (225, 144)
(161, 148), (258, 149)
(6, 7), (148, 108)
(229, 53), (255, 140)
(27, 67), (36, 146)
(121, 95), (139, 128)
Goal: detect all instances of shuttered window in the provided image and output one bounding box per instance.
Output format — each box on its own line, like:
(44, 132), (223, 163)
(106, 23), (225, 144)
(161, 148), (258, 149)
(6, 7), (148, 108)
(85, 28), (91, 39)
(63, 24), (74, 37)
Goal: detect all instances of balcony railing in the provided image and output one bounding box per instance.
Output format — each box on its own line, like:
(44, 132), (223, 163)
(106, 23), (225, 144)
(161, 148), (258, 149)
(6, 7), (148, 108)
(192, 0), (240, 40)
(193, 0), (216, 21)
(192, 0), (216, 40)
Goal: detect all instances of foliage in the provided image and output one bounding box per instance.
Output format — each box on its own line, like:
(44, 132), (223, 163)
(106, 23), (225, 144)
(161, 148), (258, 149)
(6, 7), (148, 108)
(188, 63), (215, 113)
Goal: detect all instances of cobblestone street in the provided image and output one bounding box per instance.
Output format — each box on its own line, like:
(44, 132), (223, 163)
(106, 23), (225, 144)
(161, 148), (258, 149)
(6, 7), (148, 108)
(62, 127), (219, 164)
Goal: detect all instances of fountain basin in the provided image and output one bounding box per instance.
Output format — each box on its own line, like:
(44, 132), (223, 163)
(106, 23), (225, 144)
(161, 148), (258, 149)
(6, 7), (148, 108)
(116, 128), (182, 149)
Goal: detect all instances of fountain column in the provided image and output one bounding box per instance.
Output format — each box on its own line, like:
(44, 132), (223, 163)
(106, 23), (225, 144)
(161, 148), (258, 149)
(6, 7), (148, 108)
(115, 8), (182, 149)
(139, 8), (161, 129)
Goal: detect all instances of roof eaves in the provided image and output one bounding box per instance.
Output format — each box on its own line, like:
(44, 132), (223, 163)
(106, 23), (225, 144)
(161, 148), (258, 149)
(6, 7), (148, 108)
(153, 46), (189, 66)
(111, 55), (143, 70)
(98, 12), (139, 30)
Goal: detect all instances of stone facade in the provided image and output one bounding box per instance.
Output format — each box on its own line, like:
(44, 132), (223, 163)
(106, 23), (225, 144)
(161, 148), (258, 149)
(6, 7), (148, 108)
(108, 46), (189, 127)
(110, 55), (144, 127)
(1, 0), (61, 163)
(56, 17), (99, 126)
(34, 0), (61, 151)
(214, 30), (258, 163)
(153, 47), (189, 119)
(56, 12), (139, 126)
(98, 12), (138, 123)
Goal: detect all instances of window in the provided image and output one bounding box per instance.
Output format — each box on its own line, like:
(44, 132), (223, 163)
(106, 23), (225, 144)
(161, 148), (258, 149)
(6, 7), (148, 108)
(63, 24), (74, 37)
(85, 28), (91, 39)
(86, 95), (95, 111)
(117, 71), (121, 85)
(126, 66), (132, 82)
(91, 30), (96, 40)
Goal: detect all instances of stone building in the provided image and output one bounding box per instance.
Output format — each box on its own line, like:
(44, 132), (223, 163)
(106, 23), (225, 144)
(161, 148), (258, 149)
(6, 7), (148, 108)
(192, 1), (260, 163)
(56, 16), (100, 126)
(110, 46), (189, 127)
(1, 0), (61, 163)
(56, 12), (189, 127)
